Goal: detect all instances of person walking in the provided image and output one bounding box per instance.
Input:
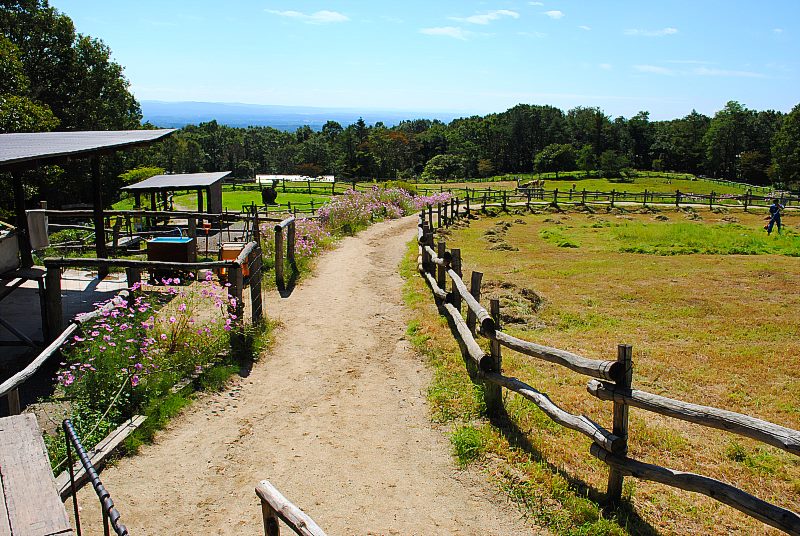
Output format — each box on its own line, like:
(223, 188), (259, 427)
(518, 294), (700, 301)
(766, 198), (784, 235)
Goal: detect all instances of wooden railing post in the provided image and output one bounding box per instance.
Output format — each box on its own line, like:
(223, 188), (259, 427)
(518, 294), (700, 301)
(427, 204), (433, 231)
(610, 189), (615, 208)
(261, 499), (280, 536)
(250, 247), (263, 324)
(606, 343), (633, 504)
(274, 225), (285, 288)
(437, 203), (442, 228)
(466, 271), (483, 334)
(485, 298), (503, 416)
(436, 241), (446, 290)
(675, 189), (681, 207)
(187, 216), (197, 239)
(6, 388), (21, 415)
(44, 264), (63, 343)
(287, 220), (296, 270)
(502, 190), (507, 212)
(553, 188), (559, 206)
(125, 267), (141, 289)
(450, 249), (461, 311)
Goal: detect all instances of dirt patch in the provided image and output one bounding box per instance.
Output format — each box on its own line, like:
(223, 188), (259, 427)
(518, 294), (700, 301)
(482, 221), (518, 251)
(481, 280), (545, 327)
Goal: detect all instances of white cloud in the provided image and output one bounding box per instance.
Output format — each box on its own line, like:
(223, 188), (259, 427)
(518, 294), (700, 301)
(693, 67), (765, 78)
(451, 9), (519, 25)
(544, 10), (564, 19)
(599, 63), (612, 70)
(529, 1), (544, 5)
(634, 64), (675, 75)
(773, 28), (784, 34)
(266, 9), (349, 24)
(625, 27), (678, 37)
(579, 25), (591, 31)
(419, 26), (469, 40)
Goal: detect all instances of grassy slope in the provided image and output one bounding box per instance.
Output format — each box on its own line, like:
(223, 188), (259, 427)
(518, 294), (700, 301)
(404, 206), (800, 535)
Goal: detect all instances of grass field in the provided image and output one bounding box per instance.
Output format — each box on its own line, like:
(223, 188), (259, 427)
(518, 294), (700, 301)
(113, 189), (330, 212)
(403, 206), (800, 535)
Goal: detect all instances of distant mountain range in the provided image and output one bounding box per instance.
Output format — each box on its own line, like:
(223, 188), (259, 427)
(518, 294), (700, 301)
(140, 101), (464, 131)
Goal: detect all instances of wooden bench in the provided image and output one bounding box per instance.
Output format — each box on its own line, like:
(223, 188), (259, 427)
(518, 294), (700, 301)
(0, 414), (72, 535)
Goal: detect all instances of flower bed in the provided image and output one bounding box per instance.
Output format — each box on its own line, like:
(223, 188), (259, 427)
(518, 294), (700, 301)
(46, 275), (235, 466)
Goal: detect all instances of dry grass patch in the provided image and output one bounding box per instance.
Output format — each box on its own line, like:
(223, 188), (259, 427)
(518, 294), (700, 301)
(406, 207), (800, 535)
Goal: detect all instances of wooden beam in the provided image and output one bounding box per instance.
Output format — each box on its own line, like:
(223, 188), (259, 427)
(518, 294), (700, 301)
(587, 379), (800, 457)
(590, 444), (800, 536)
(255, 480), (328, 536)
(11, 170), (33, 268)
(91, 157), (109, 277)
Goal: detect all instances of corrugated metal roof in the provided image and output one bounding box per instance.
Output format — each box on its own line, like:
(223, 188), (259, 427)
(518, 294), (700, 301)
(0, 129), (175, 168)
(122, 171), (231, 190)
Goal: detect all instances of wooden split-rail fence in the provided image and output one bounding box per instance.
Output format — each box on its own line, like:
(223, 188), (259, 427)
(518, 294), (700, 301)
(417, 200), (800, 535)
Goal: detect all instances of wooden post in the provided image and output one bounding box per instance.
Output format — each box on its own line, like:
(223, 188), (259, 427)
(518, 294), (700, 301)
(307, 179), (311, 194)
(230, 264), (244, 318)
(606, 343), (633, 504)
(250, 246), (263, 324)
(709, 191), (714, 209)
(6, 389), (21, 415)
(582, 188), (587, 205)
(486, 299), (503, 416)
(553, 188), (559, 206)
(502, 190), (507, 212)
(287, 220), (296, 270)
(44, 265), (63, 342)
(466, 271), (483, 334)
(643, 189), (648, 207)
(610, 189), (615, 208)
(482, 192), (487, 211)
(125, 267), (141, 288)
(427, 204), (433, 231)
(197, 188), (204, 225)
(526, 188), (531, 209)
(450, 249), (461, 311)
(675, 189), (680, 207)
(91, 158), (109, 277)
(274, 226), (285, 288)
(11, 171), (33, 268)
(111, 222), (120, 252)
(261, 499), (280, 536)
(187, 216), (197, 239)
(465, 192), (470, 216)
(437, 203), (442, 228)
(436, 241), (446, 290)
(744, 190), (750, 211)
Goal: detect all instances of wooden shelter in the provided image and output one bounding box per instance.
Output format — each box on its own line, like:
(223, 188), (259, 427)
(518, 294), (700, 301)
(0, 129), (175, 268)
(122, 171), (230, 215)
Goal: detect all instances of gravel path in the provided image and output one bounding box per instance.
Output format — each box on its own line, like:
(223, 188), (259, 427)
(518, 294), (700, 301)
(72, 216), (542, 535)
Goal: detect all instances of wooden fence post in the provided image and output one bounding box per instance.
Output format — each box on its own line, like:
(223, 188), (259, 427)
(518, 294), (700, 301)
(709, 191), (715, 209)
(482, 192), (487, 212)
(466, 271), (483, 334)
(125, 267), (141, 289)
(606, 343), (633, 504)
(44, 264), (63, 342)
(427, 204), (433, 231)
(582, 188), (587, 205)
(274, 226), (285, 288)
(450, 249), (461, 311)
(553, 188), (559, 206)
(287, 220), (296, 270)
(675, 190), (681, 207)
(485, 298), (503, 416)
(744, 191), (750, 211)
(261, 499), (280, 536)
(250, 246), (263, 324)
(610, 189), (616, 208)
(643, 189), (648, 207)
(436, 241), (447, 290)
(187, 216), (197, 239)
(436, 203), (442, 228)
(465, 192), (470, 216)
(6, 389), (21, 415)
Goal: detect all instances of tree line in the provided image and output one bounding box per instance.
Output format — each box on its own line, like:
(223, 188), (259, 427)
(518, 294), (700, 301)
(131, 101), (800, 190)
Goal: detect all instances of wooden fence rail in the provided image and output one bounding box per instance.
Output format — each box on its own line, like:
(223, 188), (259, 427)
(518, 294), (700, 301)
(416, 201), (800, 535)
(256, 480), (328, 536)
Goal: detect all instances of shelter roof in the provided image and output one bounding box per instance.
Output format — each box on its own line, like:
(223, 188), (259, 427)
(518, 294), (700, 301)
(0, 129), (175, 169)
(122, 171), (231, 190)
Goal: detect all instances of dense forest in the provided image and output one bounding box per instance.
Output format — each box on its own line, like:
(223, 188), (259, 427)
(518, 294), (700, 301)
(2, 0), (800, 215)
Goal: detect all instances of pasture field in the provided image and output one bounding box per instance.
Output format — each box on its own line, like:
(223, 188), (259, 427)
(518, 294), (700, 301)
(403, 206), (800, 535)
(113, 189), (330, 212)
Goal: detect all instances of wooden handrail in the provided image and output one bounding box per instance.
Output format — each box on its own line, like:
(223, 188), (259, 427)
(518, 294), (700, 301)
(587, 379), (800, 457)
(255, 480), (328, 536)
(446, 268), (495, 335)
(274, 216), (296, 231)
(0, 323), (78, 398)
(44, 256), (235, 269)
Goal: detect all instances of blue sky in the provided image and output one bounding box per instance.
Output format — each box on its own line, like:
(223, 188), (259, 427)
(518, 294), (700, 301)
(50, 1), (799, 120)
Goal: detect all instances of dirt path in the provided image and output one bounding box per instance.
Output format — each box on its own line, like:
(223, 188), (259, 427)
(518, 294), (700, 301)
(73, 216), (542, 535)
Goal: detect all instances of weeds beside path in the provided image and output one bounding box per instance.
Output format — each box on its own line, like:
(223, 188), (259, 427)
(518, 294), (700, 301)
(70, 216), (542, 535)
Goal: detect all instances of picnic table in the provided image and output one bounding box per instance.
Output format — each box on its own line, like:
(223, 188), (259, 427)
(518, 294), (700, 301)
(0, 414), (72, 535)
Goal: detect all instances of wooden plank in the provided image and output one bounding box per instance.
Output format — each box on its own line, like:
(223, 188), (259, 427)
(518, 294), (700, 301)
(255, 480), (328, 536)
(55, 415), (146, 501)
(0, 414), (72, 536)
(0, 324), (78, 398)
